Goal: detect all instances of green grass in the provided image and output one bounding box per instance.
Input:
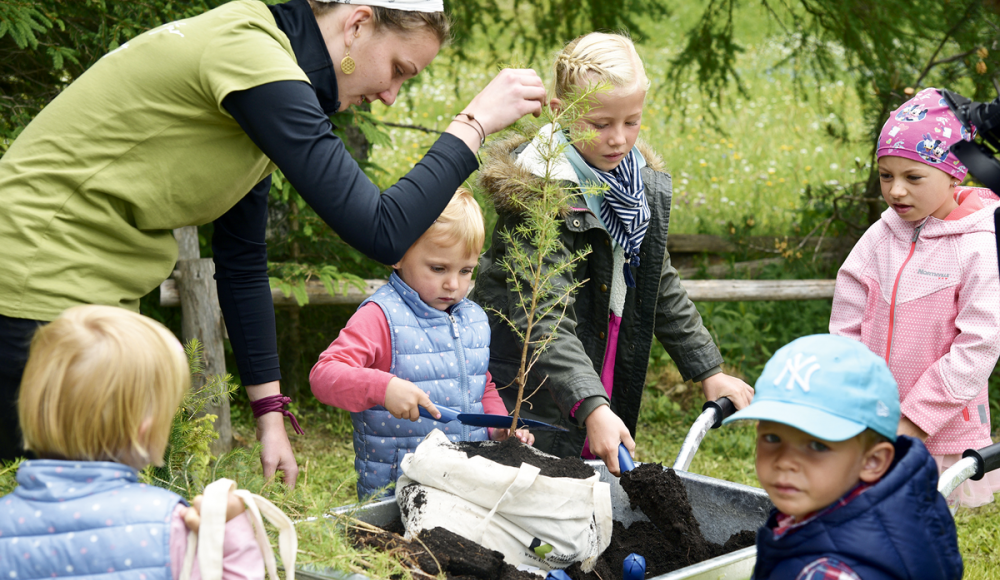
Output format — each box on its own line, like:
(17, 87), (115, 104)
(5, 1), (999, 577)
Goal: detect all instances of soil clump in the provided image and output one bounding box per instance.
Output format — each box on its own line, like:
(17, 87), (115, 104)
(460, 438), (595, 479)
(615, 462), (756, 576)
(352, 524), (538, 580)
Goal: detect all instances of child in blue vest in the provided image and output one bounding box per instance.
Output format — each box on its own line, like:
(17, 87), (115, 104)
(311, 188), (533, 500)
(0, 305), (263, 579)
(724, 334), (961, 580)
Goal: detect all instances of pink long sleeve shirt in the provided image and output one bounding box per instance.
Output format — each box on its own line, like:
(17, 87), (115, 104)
(830, 187), (1000, 454)
(310, 302), (508, 417)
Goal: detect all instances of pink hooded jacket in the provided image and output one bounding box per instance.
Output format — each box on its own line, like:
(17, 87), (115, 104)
(830, 187), (1000, 455)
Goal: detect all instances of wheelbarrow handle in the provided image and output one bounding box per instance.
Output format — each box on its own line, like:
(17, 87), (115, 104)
(672, 397), (736, 472)
(962, 441), (1000, 481)
(702, 397), (736, 429)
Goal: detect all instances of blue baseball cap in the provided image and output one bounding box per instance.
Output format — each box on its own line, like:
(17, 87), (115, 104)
(723, 334), (900, 441)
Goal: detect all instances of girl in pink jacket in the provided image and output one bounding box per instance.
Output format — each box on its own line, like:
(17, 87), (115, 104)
(830, 87), (1000, 507)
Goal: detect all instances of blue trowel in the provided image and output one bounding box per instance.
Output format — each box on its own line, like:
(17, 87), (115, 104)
(418, 405), (569, 432)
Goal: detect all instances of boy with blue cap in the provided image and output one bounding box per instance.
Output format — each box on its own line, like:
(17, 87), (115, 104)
(725, 334), (962, 580)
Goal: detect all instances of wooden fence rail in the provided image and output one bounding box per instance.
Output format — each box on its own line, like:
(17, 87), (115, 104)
(159, 233), (845, 308)
(161, 277), (836, 307)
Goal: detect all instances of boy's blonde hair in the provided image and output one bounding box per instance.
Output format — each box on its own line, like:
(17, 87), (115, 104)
(421, 187), (485, 257)
(19, 305), (189, 467)
(553, 32), (650, 100)
(857, 428), (892, 451)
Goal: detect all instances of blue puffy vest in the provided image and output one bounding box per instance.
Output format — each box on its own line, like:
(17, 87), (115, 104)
(352, 272), (491, 499)
(753, 436), (962, 580)
(0, 460), (184, 580)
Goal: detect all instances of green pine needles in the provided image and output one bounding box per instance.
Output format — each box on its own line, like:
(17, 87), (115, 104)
(487, 83), (611, 430)
(144, 338), (240, 497)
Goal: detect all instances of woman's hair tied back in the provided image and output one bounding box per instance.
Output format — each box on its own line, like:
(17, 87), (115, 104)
(308, 0), (451, 45)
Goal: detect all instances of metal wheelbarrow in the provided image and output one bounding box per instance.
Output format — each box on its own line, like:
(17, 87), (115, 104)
(296, 397), (772, 580)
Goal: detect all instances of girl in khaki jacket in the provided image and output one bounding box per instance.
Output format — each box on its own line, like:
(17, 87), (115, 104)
(472, 32), (753, 475)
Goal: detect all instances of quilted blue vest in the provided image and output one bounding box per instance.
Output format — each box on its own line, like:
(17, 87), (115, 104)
(352, 272), (491, 499)
(753, 436), (962, 580)
(0, 459), (184, 580)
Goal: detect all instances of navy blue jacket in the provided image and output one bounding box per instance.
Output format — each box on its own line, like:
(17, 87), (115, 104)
(754, 436), (962, 580)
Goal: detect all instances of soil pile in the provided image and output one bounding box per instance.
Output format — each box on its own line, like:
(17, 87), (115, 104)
(462, 438), (596, 479)
(352, 524), (538, 580)
(614, 462), (757, 577)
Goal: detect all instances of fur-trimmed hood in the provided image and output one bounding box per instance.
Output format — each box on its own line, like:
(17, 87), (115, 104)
(478, 123), (665, 216)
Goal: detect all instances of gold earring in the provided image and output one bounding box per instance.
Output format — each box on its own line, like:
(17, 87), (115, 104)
(341, 49), (356, 75)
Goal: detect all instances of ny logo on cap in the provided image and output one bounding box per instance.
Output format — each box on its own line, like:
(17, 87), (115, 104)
(774, 354), (820, 392)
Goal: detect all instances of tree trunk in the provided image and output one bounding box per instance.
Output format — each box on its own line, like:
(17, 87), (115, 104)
(173, 226), (233, 455)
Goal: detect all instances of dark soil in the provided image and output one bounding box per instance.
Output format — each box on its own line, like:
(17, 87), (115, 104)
(614, 462), (757, 577)
(352, 524), (538, 580)
(356, 451), (755, 579)
(460, 438), (596, 480)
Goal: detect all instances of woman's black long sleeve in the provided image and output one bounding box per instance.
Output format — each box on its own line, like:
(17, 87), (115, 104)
(224, 80), (478, 263)
(214, 80), (478, 384)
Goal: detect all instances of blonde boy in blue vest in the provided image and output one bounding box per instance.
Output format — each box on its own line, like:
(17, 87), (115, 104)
(311, 188), (532, 499)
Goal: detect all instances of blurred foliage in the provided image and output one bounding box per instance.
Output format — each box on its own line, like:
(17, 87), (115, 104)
(445, 0), (670, 63)
(670, 0), (1000, 221)
(0, 0), (225, 149)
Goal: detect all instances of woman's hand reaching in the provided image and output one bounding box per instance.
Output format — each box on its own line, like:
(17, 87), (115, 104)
(446, 68), (547, 152)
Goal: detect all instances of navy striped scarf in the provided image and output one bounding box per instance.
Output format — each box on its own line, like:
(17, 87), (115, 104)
(589, 151), (649, 287)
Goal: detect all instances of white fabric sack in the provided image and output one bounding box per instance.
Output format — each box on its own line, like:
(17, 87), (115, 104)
(396, 429), (612, 572)
(179, 478), (298, 580)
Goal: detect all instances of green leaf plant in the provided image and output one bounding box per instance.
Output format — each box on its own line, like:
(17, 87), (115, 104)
(143, 338), (240, 497)
(488, 82), (612, 431)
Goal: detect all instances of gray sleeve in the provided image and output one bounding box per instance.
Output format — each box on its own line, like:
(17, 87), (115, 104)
(653, 244), (725, 381)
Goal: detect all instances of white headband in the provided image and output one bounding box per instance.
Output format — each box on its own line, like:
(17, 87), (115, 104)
(314, 0), (444, 12)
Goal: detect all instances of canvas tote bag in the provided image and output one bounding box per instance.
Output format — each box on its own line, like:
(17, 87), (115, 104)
(396, 429), (612, 573)
(179, 478), (297, 580)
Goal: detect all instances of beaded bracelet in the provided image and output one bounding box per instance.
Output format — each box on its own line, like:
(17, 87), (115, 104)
(454, 112), (486, 147)
(250, 394), (304, 435)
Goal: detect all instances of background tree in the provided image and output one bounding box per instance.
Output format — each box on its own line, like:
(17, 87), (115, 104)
(0, 1), (223, 146)
(668, 0), (1000, 225)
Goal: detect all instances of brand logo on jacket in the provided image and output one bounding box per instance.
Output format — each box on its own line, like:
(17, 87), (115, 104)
(916, 268), (950, 279)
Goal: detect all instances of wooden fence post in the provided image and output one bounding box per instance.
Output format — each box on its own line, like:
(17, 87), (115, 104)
(173, 226), (233, 455)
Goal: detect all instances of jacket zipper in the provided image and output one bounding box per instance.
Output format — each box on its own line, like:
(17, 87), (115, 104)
(885, 222), (925, 365)
(448, 313), (470, 439)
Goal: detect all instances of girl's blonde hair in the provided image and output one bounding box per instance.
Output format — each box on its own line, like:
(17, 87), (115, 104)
(422, 187), (485, 257)
(18, 305), (189, 467)
(553, 32), (650, 100)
